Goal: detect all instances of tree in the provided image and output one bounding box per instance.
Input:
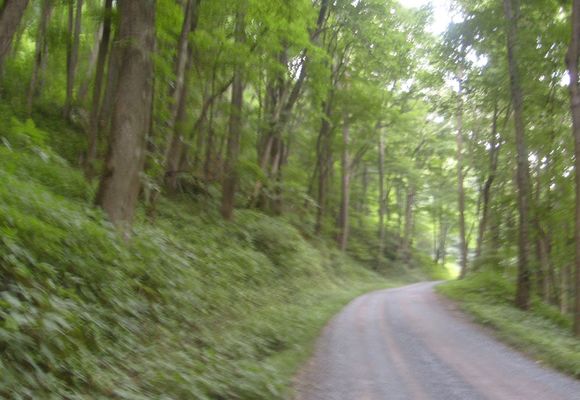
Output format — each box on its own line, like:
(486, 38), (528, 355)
(95, 0), (156, 232)
(567, 0), (580, 336)
(503, 0), (531, 310)
(220, 2), (246, 220)
(85, 0), (114, 179)
(456, 70), (468, 279)
(26, 0), (54, 114)
(64, 0), (84, 119)
(163, 0), (202, 192)
(336, 112), (351, 251)
(0, 0), (30, 70)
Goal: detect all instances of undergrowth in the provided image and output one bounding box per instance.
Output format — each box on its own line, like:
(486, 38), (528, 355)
(0, 114), (426, 398)
(438, 271), (580, 378)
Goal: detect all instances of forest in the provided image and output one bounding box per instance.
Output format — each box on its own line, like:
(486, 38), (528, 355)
(0, 0), (579, 398)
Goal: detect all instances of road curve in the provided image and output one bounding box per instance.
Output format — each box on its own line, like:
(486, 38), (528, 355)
(293, 281), (580, 400)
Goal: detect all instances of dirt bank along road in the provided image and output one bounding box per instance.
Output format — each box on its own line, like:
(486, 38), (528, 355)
(294, 282), (580, 400)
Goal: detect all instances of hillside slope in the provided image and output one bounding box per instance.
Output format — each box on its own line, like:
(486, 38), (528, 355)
(0, 115), (426, 399)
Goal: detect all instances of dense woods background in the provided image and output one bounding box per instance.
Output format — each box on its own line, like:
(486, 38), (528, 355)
(1, 0), (580, 397)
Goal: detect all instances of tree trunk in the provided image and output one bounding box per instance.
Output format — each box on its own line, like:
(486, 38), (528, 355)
(164, 53), (194, 192)
(476, 104), (501, 260)
(95, 0), (156, 233)
(77, 21), (104, 105)
(401, 185), (415, 260)
(456, 73), (468, 279)
(378, 130), (386, 266)
(336, 113), (351, 251)
(567, 0), (580, 335)
(85, 0), (113, 179)
(315, 98), (333, 235)
(164, 0), (202, 191)
(0, 0), (30, 70)
(220, 5), (246, 220)
(169, 0), (195, 124)
(64, 0), (84, 119)
(99, 28), (121, 135)
(504, 0), (531, 310)
(26, 0), (53, 115)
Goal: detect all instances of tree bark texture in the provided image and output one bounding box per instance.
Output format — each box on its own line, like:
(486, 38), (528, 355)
(85, 0), (113, 179)
(95, 0), (156, 232)
(220, 5), (246, 220)
(503, 0), (532, 310)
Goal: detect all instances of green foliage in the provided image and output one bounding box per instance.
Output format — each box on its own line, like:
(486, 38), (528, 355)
(0, 122), (402, 398)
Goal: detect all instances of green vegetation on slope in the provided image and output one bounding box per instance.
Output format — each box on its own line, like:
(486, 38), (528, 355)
(0, 115), (429, 398)
(438, 272), (580, 377)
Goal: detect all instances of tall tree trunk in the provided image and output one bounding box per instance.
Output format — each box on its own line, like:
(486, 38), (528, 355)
(163, 0), (201, 192)
(26, 0), (53, 115)
(164, 54), (194, 192)
(95, 0), (156, 233)
(77, 23), (103, 105)
(336, 113), (351, 251)
(99, 28), (121, 135)
(504, 0), (531, 310)
(456, 73), (468, 279)
(0, 0), (30, 70)
(567, 0), (580, 336)
(401, 185), (415, 260)
(475, 105), (500, 260)
(220, 4), (246, 220)
(378, 129), (386, 266)
(315, 98), (333, 235)
(169, 0), (195, 124)
(85, 0), (113, 179)
(64, 0), (84, 119)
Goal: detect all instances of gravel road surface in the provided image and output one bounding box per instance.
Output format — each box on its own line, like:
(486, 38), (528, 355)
(294, 281), (580, 400)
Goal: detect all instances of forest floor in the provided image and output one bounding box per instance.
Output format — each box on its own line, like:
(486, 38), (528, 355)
(294, 281), (580, 400)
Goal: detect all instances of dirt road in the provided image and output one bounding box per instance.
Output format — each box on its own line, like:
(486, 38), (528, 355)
(294, 282), (580, 400)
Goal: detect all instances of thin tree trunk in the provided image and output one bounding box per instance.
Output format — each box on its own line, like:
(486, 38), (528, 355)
(315, 98), (333, 235)
(64, 0), (84, 119)
(99, 29), (121, 134)
(77, 21), (104, 105)
(0, 0), (30, 69)
(504, 0), (531, 310)
(169, 0), (194, 125)
(456, 72), (468, 279)
(567, 0), (580, 335)
(401, 186), (415, 260)
(85, 0), (113, 179)
(336, 113), (351, 251)
(95, 0), (156, 233)
(220, 4), (246, 220)
(26, 0), (53, 115)
(475, 104), (500, 260)
(164, 53), (194, 192)
(378, 129), (386, 266)
(163, 0), (203, 191)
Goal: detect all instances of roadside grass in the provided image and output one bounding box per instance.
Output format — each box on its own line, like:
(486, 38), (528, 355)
(437, 271), (580, 378)
(0, 114), (432, 398)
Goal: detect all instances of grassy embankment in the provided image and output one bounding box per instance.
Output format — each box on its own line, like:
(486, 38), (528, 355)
(0, 112), (436, 399)
(438, 272), (580, 377)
